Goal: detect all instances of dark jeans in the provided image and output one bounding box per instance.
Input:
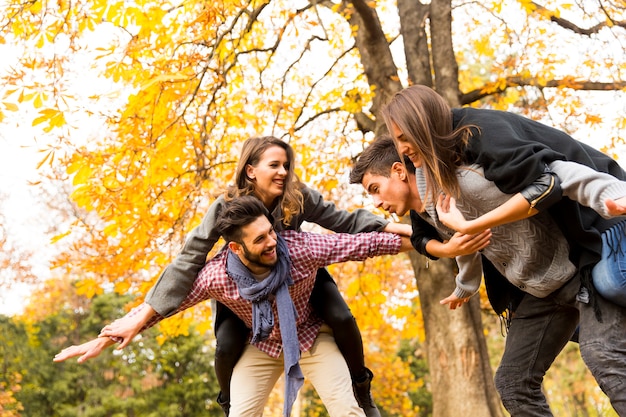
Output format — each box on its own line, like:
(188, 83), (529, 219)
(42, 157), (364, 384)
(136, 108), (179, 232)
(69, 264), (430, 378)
(494, 276), (626, 416)
(213, 268), (365, 400)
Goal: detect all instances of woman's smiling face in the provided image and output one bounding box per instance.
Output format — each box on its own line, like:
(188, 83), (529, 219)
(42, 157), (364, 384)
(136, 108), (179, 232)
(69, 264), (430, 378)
(246, 145), (290, 206)
(391, 121), (422, 168)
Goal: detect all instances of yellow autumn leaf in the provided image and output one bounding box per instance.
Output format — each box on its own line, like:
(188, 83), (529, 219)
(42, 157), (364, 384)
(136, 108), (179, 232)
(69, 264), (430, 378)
(103, 222), (120, 237)
(50, 230), (72, 244)
(31, 108), (61, 127)
(72, 164), (92, 186)
(585, 114), (603, 125)
(32, 92), (44, 109)
(114, 280), (131, 295)
(3, 102), (18, 111)
(75, 278), (104, 299)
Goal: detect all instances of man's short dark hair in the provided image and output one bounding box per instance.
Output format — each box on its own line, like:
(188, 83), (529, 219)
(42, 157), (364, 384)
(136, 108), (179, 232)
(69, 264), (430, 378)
(214, 196), (271, 243)
(349, 135), (415, 185)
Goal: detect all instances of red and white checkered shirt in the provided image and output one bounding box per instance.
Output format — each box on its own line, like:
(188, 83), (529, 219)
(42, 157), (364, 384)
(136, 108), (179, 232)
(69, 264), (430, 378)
(139, 230), (401, 358)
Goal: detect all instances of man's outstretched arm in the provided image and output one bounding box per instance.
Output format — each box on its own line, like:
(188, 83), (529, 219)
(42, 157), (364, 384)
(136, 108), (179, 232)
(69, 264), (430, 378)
(98, 304), (157, 349)
(53, 304), (157, 363)
(53, 336), (116, 363)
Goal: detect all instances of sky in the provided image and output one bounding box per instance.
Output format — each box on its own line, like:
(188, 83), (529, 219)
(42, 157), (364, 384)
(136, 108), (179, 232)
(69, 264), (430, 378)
(0, 125), (52, 315)
(0, 37), (54, 314)
(0, 26), (122, 315)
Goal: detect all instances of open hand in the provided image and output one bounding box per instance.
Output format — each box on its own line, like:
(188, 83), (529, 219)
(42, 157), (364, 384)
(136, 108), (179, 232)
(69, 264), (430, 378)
(53, 337), (115, 363)
(440, 293), (470, 310)
(99, 316), (143, 349)
(436, 194), (469, 232)
(444, 230), (491, 257)
(605, 196), (626, 217)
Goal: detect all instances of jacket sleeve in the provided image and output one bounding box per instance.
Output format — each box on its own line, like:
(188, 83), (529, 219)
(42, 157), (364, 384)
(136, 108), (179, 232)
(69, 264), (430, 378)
(550, 160), (626, 219)
(518, 164), (562, 212)
(453, 253), (483, 299)
(299, 186), (389, 233)
(409, 210), (441, 260)
(145, 197), (225, 317)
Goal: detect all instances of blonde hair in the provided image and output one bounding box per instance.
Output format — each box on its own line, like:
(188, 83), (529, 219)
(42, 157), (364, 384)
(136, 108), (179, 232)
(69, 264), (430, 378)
(226, 136), (303, 226)
(381, 85), (475, 203)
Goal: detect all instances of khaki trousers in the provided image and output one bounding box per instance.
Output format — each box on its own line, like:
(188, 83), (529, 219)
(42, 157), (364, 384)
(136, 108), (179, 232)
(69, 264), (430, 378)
(229, 325), (365, 417)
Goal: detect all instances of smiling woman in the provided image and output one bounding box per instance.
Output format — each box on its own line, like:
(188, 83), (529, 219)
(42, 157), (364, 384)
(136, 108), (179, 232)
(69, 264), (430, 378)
(244, 146), (289, 208)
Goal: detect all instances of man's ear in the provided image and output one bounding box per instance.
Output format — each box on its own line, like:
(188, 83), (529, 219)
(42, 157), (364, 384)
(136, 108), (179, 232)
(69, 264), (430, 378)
(391, 161), (407, 181)
(228, 241), (241, 254)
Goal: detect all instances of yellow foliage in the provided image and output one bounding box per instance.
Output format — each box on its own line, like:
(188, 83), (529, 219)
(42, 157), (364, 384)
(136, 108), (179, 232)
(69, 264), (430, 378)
(0, 373), (23, 417)
(21, 277), (90, 323)
(114, 279), (131, 295)
(49, 230), (71, 244)
(31, 108), (65, 132)
(585, 114), (603, 126)
(517, 0), (538, 14)
(473, 36), (495, 58)
(155, 312), (194, 344)
(71, 164), (93, 186)
(75, 278), (105, 299)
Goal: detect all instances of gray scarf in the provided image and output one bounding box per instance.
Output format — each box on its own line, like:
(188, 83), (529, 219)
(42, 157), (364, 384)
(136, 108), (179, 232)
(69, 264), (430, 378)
(226, 234), (303, 417)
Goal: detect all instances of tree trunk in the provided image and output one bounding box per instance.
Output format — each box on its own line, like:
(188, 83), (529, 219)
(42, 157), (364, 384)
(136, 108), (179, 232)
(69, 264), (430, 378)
(429, 0), (461, 104)
(408, 252), (503, 416)
(397, 0), (432, 87)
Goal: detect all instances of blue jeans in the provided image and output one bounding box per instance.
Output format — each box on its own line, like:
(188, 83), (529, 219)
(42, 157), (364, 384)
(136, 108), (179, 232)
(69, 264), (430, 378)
(494, 276), (626, 416)
(592, 222), (626, 307)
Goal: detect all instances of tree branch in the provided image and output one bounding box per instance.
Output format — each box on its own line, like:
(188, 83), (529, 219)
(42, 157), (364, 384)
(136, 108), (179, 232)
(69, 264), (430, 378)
(532, 2), (626, 35)
(461, 76), (626, 105)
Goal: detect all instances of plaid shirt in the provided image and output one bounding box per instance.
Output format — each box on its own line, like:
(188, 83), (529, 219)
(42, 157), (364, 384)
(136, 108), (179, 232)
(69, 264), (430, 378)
(139, 230), (401, 358)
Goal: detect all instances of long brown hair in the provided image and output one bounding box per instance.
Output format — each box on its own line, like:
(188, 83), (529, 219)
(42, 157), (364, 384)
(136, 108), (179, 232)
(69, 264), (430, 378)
(381, 85), (475, 203)
(226, 136), (304, 226)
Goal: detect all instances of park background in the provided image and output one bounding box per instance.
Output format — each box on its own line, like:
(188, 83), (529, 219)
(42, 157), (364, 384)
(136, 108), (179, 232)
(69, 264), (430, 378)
(0, 0), (625, 416)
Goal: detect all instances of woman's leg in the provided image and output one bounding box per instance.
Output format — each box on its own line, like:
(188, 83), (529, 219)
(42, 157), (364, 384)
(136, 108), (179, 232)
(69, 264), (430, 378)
(309, 268), (380, 417)
(214, 301), (250, 415)
(592, 222), (626, 307)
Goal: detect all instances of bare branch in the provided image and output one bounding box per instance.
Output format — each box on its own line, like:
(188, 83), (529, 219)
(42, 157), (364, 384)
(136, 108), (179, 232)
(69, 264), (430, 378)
(353, 111), (376, 134)
(461, 76), (626, 105)
(532, 1), (626, 35)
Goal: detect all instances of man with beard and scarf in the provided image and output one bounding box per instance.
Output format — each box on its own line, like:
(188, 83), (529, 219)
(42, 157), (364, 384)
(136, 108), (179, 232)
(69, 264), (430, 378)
(54, 195), (413, 417)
